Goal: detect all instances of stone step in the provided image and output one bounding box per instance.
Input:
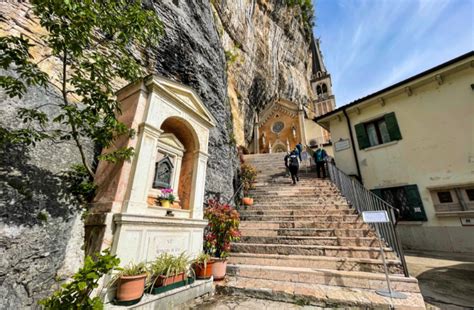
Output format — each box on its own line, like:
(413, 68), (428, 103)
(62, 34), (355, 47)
(231, 243), (396, 259)
(228, 252), (403, 273)
(240, 214), (360, 222)
(216, 275), (425, 309)
(252, 198), (348, 204)
(239, 221), (369, 230)
(238, 208), (356, 216)
(225, 265), (418, 292)
(239, 235), (377, 247)
(240, 228), (376, 238)
(251, 193), (343, 198)
(239, 203), (351, 210)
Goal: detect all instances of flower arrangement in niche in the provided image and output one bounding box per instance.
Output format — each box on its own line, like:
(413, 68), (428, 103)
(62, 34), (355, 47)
(204, 199), (241, 259)
(156, 188), (176, 208)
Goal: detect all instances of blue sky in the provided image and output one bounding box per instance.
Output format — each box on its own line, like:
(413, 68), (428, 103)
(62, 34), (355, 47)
(313, 0), (474, 107)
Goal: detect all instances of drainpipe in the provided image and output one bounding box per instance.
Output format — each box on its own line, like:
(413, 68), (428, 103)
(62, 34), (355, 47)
(342, 109), (363, 184)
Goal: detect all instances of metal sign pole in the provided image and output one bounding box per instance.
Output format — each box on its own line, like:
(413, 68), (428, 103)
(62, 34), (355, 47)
(362, 211), (407, 300)
(375, 223), (407, 299)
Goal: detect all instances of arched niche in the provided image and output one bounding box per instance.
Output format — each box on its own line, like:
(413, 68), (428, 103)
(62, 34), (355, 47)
(158, 116), (200, 211)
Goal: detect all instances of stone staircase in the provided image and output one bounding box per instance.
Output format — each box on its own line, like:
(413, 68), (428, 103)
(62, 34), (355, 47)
(217, 153), (425, 309)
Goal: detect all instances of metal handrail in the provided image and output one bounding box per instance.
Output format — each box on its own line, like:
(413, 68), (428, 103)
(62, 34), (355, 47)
(327, 163), (409, 277)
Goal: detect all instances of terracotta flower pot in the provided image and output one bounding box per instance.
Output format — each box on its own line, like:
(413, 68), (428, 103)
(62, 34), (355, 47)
(160, 200), (170, 208)
(211, 259), (227, 280)
(154, 272), (185, 287)
(116, 274), (147, 302)
(242, 197), (253, 206)
(193, 260), (215, 279)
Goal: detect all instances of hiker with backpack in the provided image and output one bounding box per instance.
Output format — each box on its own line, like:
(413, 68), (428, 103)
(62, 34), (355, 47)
(314, 144), (328, 178)
(285, 149), (300, 185)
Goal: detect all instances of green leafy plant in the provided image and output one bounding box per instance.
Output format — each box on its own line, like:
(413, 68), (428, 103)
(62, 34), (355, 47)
(204, 199), (241, 259)
(149, 252), (189, 278)
(0, 0), (163, 180)
(193, 252), (211, 267)
(116, 262), (148, 277)
(39, 249), (120, 309)
(241, 163), (257, 196)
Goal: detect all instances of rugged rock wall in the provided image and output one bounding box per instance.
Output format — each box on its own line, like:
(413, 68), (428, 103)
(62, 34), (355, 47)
(0, 0), (314, 308)
(212, 0), (314, 145)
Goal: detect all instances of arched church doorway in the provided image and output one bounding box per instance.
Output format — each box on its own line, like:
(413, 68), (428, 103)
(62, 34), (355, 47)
(272, 143), (287, 153)
(155, 116), (200, 210)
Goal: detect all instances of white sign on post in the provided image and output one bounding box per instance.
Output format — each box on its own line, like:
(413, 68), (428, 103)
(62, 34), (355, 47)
(362, 210), (389, 223)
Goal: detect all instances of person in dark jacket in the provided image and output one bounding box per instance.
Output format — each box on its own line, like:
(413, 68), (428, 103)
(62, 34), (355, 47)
(295, 142), (303, 161)
(285, 149), (300, 185)
(314, 145), (327, 178)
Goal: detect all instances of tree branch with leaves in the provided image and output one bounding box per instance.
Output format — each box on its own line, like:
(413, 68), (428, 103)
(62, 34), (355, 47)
(0, 0), (163, 201)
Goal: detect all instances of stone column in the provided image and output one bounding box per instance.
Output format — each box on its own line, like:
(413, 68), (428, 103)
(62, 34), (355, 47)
(123, 123), (162, 214)
(172, 155), (183, 202)
(189, 151), (208, 220)
(298, 103), (307, 145)
(253, 114), (260, 154)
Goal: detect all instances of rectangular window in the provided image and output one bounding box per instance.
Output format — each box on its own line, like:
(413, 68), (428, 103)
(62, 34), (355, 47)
(437, 191), (453, 203)
(430, 186), (474, 214)
(372, 185), (427, 221)
(466, 189), (474, 201)
(355, 112), (402, 149)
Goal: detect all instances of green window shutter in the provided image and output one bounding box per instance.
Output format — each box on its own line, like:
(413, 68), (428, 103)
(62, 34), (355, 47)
(355, 123), (370, 149)
(384, 112), (402, 141)
(404, 185), (427, 221)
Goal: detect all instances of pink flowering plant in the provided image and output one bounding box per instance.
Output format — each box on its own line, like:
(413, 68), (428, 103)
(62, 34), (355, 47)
(156, 188), (176, 204)
(204, 199), (241, 259)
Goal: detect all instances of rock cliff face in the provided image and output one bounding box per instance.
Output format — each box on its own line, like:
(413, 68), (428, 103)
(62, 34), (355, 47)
(0, 0), (314, 307)
(212, 0), (314, 145)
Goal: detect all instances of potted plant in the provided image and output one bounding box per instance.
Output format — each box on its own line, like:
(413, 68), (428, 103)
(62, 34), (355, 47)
(115, 262), (148, 303)
(149, 252), (189, 290)
(156, 188), (176, 208)
(204, 199), (241, 280)
(192, 252), (214, 279)
(241, 163), (257, 206)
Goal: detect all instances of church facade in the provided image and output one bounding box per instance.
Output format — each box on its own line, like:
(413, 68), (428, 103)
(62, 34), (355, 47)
(250, 37), (336, 155)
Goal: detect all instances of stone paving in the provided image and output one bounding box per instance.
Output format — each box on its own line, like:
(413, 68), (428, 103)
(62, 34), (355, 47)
(190, 295), (323, 310)
(405, 251), (474, 310)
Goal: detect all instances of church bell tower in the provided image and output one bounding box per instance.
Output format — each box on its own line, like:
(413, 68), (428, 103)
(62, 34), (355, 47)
(310, 36), (336, 144)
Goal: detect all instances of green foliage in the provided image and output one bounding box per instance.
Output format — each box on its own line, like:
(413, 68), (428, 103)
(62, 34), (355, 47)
(204, 199), (241, 258)
(149, 252), (189, 278)
(285, 0), (315, 36)
(224, 49), (239, 65)
(0, 0), (163, 178)
(116, 262), (148, 277)
(63, 164), (97, 203)
(193, 252), (211, 266)
(39, 249), (120, 310)
(241, 163), (257, 195)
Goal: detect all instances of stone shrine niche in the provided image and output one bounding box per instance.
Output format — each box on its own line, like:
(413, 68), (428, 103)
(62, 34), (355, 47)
(147, 132), (186, 207)
(88, 75), (216, 278)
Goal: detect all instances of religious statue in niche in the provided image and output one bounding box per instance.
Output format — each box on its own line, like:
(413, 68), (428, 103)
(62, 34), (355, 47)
(153, 156), (174, 189)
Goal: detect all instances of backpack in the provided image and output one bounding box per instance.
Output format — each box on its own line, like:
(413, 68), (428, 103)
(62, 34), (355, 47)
(289, 154), (299, 166)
